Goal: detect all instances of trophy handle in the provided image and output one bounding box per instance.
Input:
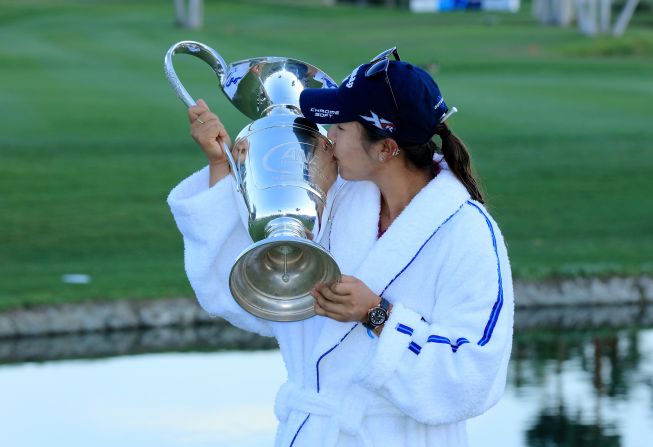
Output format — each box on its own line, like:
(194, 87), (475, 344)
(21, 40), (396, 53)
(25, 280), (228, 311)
(164, 41), (242, 192)
(164, 40), (228, 106)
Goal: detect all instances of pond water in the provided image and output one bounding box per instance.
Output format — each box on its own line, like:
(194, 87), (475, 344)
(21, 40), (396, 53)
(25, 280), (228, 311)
(1, 320), (652, 446)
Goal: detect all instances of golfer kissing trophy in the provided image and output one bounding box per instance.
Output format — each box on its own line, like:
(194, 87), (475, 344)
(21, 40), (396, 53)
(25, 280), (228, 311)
(164, 41), (341, 322)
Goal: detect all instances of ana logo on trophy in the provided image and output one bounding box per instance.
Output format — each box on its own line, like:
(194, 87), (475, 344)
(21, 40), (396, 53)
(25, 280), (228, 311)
(260, 143), (307, 180)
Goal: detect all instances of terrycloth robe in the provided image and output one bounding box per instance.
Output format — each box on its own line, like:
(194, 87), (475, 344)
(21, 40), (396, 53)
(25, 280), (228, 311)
(167, 157), (514, 447)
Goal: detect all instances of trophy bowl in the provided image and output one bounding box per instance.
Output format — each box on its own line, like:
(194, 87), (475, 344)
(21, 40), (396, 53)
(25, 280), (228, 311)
(164, 41), (341, 322)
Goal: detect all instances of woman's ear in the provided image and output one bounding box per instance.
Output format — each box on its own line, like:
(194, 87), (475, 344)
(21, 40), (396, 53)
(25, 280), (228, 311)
(378, 138), (399, 162)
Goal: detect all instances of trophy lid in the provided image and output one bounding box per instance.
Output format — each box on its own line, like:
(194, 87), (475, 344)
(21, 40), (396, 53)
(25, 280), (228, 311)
(222, 57), (338, 120)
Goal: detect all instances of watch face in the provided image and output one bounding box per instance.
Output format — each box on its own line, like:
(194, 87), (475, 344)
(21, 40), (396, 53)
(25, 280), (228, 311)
(369, 308), (387, 326)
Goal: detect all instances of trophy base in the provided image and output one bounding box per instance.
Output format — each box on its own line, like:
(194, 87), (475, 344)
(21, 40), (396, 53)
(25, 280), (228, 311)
(229, 236), (341, 322)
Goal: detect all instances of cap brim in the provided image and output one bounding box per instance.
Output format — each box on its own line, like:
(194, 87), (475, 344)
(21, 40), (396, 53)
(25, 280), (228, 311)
(299, 88), (353, 124)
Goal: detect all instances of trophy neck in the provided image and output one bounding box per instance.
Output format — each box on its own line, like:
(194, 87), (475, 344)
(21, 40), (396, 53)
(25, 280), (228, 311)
(265, 217), (308, 239)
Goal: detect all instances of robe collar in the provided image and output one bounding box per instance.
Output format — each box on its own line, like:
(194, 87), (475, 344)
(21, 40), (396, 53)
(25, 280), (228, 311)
(310, 161), (471, 366)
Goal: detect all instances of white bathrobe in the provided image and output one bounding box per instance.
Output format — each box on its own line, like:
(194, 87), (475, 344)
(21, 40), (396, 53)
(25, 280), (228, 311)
(167, 157), (514, 447)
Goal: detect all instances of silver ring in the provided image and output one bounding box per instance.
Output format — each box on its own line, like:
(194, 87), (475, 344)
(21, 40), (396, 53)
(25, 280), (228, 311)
(196, 118), (205, 124)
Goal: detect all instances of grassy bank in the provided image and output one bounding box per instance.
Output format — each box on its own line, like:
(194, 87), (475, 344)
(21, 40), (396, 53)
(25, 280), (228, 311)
(1, 0), (652, 310)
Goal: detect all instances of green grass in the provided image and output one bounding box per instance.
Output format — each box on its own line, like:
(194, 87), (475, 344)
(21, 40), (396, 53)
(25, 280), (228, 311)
(1, 0), (652, 310)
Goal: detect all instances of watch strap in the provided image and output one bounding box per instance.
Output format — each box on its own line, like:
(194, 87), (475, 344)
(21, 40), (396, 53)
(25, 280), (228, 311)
(378, 297), (390, 312)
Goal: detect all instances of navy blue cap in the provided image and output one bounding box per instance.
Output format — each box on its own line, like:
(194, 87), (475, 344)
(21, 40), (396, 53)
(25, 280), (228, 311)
(300, 61), (448, 145)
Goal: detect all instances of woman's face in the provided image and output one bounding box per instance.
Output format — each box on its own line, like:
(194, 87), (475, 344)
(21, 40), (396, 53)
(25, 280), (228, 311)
(327, 121), (377, 181)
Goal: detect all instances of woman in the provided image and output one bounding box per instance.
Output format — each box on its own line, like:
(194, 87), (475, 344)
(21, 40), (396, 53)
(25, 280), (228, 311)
(167, 48), (514, 447)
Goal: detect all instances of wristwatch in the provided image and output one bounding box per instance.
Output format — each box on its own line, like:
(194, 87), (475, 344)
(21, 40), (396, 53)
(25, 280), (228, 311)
(363, 297), (391, 330)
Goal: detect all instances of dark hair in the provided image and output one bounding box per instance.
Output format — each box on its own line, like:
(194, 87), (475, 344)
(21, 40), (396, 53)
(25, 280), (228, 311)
(361, 123), (485, 204)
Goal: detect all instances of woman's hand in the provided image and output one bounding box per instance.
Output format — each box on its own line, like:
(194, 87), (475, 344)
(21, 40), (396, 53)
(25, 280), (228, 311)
(188, 99), (234, 186)
(188, 99), (232, 165)
(310, 275), (380, 323)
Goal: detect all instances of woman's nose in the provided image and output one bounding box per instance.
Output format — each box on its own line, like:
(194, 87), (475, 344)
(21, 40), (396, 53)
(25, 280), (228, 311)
(327, 125), (336, 141)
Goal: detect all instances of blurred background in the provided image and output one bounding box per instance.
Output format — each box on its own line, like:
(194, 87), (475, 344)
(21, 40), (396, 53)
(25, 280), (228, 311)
(1, 0), (652, 446)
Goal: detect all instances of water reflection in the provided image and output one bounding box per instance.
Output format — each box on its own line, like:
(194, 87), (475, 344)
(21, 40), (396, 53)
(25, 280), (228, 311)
(477, 328), (653, 447)
(0, 308), (652, 447)
(526, 406), (621, 447)
(512, 330), (647, 398)
(511, 331), (648, 447)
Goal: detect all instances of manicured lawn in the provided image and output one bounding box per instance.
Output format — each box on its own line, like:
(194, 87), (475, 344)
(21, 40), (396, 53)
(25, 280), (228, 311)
(1, 0), (652, 310)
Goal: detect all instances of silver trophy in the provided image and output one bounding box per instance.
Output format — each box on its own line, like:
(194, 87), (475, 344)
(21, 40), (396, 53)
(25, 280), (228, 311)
(164, 41), (341, 322)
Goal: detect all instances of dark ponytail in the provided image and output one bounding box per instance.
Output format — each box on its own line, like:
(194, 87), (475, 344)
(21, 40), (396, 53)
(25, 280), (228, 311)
(435, 123), (485, 204)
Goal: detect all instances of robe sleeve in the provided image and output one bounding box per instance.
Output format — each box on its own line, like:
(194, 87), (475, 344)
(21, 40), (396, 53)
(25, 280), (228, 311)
(167, 165), (273, 337)
(356, 205), (514, 425)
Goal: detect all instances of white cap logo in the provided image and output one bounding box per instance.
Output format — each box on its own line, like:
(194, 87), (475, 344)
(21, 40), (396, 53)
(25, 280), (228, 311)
(360, 111), (395, 132)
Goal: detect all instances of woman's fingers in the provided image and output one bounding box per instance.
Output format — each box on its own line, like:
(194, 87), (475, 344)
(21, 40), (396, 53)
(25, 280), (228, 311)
(339, 275), (357, 283)
(329, 281), (351, 295)
(313, 300), (327, 317)
(188, 99), (221, 127)
(311, 287), (341, 315)
(317, 282), (348, 303)
(187, 99), (234, 164)
(216, 120), (232, 149)
(190, 112), (232, 148)
(310, 283), (361, 322)
(311, 276), (376, 323)
(188, 100), (208, 123)
(192, 113), (222, 135)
